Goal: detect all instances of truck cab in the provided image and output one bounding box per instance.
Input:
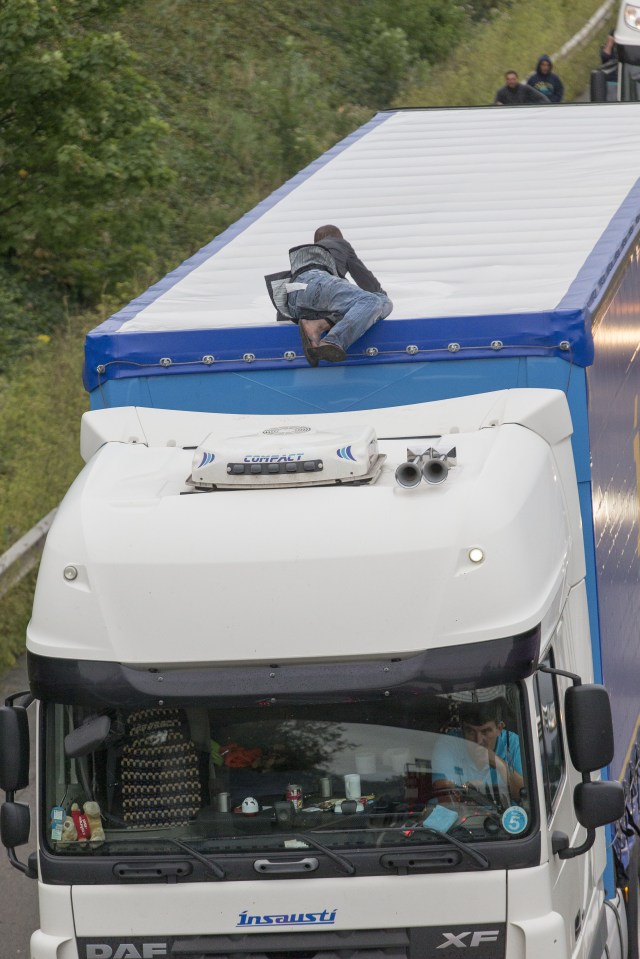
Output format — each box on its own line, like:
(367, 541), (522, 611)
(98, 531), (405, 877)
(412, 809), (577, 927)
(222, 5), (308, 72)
(0, 391), (625, 959)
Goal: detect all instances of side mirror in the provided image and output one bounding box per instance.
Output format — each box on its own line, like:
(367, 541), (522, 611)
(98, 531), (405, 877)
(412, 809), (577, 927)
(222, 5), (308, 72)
(0, 706), (30, 792)
(574, 781), (624, 829)
(556, 781), (625, 861)
(0, 801), (30, 848)
(565, 684), (614, 773)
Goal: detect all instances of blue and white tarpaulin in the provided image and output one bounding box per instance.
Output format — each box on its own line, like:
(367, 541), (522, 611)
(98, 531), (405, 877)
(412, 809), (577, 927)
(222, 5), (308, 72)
(85, 104), (640, 392)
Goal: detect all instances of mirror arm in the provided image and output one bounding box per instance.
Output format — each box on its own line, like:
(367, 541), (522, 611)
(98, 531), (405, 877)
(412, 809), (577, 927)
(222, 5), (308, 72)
(557, 828), (596, 860)
(538, 664), (582, 686)
(4, 690), (33, 709)
(7, 844), (37, 878)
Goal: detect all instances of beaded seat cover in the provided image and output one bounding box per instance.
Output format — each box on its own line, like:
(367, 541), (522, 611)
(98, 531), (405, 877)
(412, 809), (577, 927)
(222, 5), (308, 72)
(121, 707), (202, 828)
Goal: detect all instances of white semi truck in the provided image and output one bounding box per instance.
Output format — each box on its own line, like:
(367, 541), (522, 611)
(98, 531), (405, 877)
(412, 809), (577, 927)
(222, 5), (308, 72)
(591, 1), (640, 100)
(2, 105), (640, 959)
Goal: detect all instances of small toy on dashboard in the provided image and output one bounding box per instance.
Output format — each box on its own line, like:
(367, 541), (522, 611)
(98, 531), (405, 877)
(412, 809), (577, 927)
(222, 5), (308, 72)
(84, 800), (105, 842)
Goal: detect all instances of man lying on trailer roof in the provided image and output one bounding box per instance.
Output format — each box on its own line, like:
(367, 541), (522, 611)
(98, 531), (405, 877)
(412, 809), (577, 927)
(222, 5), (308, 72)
(285, 224), (393, 365)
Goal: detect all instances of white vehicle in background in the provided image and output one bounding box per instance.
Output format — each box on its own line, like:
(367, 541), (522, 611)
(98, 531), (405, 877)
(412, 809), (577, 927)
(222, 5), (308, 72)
(591, 1), (640, 100)
(2, 104), (640, 959)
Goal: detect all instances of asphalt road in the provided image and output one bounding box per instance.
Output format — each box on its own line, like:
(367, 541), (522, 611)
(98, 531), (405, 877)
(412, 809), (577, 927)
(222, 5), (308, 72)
(0, 655), (40, 957)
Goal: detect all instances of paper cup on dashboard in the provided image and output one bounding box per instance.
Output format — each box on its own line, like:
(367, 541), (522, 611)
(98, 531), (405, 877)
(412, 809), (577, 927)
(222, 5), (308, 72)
(344, 773), (361, 799)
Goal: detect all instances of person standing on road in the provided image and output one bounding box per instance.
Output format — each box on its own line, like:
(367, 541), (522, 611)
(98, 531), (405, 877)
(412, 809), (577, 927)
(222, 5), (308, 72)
(527, 55), (564, 103)
(494, 70), (550, 105)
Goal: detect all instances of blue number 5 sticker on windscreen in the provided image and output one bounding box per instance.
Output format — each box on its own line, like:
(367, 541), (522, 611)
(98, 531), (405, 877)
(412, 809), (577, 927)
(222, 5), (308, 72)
(501, 805), (528, 835)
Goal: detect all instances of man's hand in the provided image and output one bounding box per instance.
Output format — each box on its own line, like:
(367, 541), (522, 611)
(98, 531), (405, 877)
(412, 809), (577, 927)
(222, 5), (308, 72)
(463, 740), (523, 800)
(432, 779), (464, 804)
(463, 740), (492, 768)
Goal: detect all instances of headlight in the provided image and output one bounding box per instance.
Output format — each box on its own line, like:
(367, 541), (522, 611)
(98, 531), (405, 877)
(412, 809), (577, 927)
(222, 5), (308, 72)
(625, 3), (640, 30)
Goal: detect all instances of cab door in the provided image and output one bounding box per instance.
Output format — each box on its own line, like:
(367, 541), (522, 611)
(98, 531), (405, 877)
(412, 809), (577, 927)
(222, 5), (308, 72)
(535, 641), (604, 959)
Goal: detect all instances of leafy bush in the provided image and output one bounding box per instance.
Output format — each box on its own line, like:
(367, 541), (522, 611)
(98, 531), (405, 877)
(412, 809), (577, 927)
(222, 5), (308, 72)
(0, 0), (171, 296)
(0, 266), (65, 373)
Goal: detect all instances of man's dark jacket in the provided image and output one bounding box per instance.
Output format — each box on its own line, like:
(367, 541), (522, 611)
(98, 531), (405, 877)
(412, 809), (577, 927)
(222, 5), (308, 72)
(494, 83), (550, 106)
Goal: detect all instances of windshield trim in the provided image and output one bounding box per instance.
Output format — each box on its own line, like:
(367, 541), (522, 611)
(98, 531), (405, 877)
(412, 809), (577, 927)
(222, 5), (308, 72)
(28, 629), (540, 708)
(37, 831), (542, 884)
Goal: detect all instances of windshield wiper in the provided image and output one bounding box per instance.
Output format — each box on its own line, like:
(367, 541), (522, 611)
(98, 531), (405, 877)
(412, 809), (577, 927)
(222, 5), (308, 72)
(285, 833), (356, 876)
(313, 821), (490, 870)
(421, 827), (490, 869)
(167, 837), (226, 879)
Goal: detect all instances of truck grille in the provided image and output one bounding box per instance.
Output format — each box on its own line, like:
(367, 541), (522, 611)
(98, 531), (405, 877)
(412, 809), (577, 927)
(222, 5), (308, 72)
(171, 929), (410, 959)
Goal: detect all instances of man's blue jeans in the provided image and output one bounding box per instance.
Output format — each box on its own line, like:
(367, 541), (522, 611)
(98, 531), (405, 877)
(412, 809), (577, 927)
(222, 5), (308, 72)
(288, 270), (392, 352)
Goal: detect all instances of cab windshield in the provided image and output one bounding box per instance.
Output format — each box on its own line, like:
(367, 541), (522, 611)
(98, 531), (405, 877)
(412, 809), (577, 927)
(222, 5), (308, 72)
(44, 683), (533, 857)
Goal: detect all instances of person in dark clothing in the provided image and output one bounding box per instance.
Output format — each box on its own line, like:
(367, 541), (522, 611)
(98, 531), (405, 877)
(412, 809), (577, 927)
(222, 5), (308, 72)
(600, 28), (618, 65)
(286, 225), (392, 365)
(495, 70), (550, 105)
(527, 55), (564, 103)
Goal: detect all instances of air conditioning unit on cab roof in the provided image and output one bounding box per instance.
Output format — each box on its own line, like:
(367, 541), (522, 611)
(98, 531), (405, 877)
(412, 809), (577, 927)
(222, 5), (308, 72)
(189, 424), (385, 490)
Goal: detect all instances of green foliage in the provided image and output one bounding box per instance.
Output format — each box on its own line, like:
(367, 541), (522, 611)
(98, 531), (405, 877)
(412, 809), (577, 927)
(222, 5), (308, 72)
(0, 0), (171, 295)
(0, 302), (98, 672)
(0, 265), (65, 372)
(352, 19), (414, 107)
(235, 36), (369, 181)
(0, 315), (88, 556)
(361, 0), (466, 64)
(327, 0), (517, 107)
(115, 2), (374, 264)
(0, 570), (38, 673)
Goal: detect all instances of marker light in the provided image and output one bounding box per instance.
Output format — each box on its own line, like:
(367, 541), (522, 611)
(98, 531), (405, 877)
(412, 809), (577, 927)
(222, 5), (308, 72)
(468, 548), (484, 564)
(625, 4), (640, 30)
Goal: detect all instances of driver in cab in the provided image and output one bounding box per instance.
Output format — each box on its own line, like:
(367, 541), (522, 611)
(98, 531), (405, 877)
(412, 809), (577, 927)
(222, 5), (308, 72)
(431, 701), (523, 804)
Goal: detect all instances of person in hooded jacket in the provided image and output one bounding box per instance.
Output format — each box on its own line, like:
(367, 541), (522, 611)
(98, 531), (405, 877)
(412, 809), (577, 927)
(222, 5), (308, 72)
(527, 55), (564, 103)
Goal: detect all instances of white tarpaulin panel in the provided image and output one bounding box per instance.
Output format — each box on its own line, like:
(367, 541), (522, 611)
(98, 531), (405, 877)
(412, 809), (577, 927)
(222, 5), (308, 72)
(115, 105), (640, 331)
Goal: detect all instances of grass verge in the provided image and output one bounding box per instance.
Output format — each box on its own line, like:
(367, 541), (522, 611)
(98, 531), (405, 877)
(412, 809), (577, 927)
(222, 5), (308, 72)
(399, 0), (608, 106)
(0, 313), (90, 670)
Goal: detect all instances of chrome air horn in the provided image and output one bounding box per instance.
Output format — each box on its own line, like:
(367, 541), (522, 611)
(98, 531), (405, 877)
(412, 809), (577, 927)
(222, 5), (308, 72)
(394, 458), (424, 488)
(395, 447), (457, 488)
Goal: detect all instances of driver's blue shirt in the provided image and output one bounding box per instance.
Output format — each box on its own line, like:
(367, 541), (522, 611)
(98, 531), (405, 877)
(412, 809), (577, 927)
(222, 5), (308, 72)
(431, 729), (522, 788)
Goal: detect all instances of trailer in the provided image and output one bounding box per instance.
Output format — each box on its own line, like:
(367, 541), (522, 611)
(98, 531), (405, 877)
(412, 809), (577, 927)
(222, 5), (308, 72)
(2, 104), (640, 959)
